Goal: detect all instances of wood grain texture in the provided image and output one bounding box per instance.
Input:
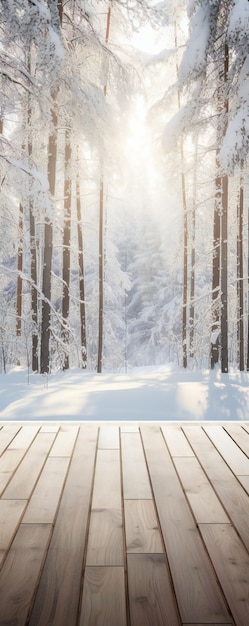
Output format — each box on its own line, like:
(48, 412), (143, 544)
(125, 499), (163, 553)
(40, 424), (60, 433)
(91, 449), (122, 509)
(183, 425), (249, 552)
(223, 424), (249, 458)
(0, 523), (52, 626)
(2, 432), (56, 499)
(79, 566), (127, 626)
(199, 523), (249, 626)
(127, 553), (180, 626)
(236, 474), (249, 494)
(0, 449), (28, 495)
(173, 456), (230, 523)
(28, 425), (98, 626)
(120, 424), (139, 432)
(0, 424), (21, 455)
(161, 424), (195, 457)
(0, 420), (248, 626)
(140, 425), (231, 624)
(203, 425), (249, 475)
(121, 432), (152, 499)
(98, 425), (120, 449)
(0, 499), (27, 568)
(8, 425), (40, 449)
(86, 445), (124, 566)
(49, 425), (79, 456)
(86, 508), (124, 565)
(22, 456), (70, 523)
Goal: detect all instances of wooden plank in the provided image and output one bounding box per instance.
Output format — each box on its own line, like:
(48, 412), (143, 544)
(223, 423), (249, 458)
(40, 424), (60, 433)
(161, 425), (194, 457)
(236, 474), (249, 494)
(199, 523), (249, 626)
(0, 523), (52, 626)
(125, 500), (163, 553)
(0, 499), (27, 568)
(79, 566), (127, 626)
(121, 432), (152, 499)
(8, 425), (40, 449)
(203, 425), (249, 475)
(127, 553), (180, 626)
(22, 456), (70, 523)
(183, 425), (249, 552)
(49, 425), (79, 456)
(92, 449), (122, 509)
(140, 425), (231, 624)
(173, 457), (230, 523)
(0, 425), (22, 456)
(120, 424), (139, 432)
(86, 509), (123, 565)
(241, 423), (249, 436)
(2, 432), (56, 499)
(86, 448), (123, 566)
(0, 449), (28, 495)
(98, 425), (120, 449)
(28, 425), (98, 626)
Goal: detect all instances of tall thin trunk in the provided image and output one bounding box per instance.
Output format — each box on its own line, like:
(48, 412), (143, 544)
(210, 164), (221, 369)
(27, 53), (38, 372)
(97, 4), (111, 374)
(211, 44), (229, 372)
(247, 201), (249, 371)
(61, 128), (72, 370)
(97, 180), (104, 373)
(182, 150), (188, 369)
(16, 202), (23, 337)
(40, 1), (62, 374)
(175, 22), (188, 368)
(189, 136), (198, 358)
(40, 104), (57, 374)
(220, 44), (229, 374)
(237, 169), (244, 370)
(76, 152), (87, 368)
(220, 173), (228, 373)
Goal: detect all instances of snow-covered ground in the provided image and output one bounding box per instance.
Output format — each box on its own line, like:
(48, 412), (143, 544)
(0, 365), (249, 421)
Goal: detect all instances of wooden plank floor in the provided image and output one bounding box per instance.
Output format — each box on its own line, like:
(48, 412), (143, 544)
(0, 422), (249, 625)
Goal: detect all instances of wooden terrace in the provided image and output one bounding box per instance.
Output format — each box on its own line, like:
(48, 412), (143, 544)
(0, 421), (249, 625)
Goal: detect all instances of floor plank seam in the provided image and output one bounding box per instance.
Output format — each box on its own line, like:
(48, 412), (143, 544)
(76, 425), (100, 625)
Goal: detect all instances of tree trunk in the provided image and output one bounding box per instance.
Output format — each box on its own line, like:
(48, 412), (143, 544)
(61, 128), (72, 370)
(220, 44), (229, 374)
(211, 44), (229, 372)
(40, 0), (62, 374)
(97, 179), (104, 373)
(97, 4), (111, 374)
(16, 202), (23, 337)
(189, 136), (198, 359)
(174, 22), (188, 368)
(237, 169), (244, 371)
(210, 165), (221, 369)
(220, 173), (228, 373)
(182, 153), (188, 369)
(27, 53), (38, 372)
(40, 104), (57, 374)
(76, 153), (87, 368)
(247, 200), (249, 371)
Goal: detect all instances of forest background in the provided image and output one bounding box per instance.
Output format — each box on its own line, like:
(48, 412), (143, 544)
(1, 0), (249, 377)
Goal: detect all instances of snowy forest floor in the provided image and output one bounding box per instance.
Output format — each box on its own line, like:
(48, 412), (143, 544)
(0, 365), (249, 421)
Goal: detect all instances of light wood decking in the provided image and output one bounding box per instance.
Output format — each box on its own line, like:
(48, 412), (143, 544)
(1, 421), (249, 625)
